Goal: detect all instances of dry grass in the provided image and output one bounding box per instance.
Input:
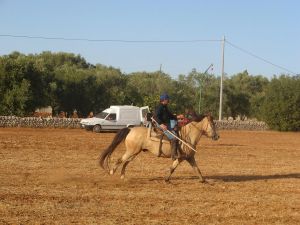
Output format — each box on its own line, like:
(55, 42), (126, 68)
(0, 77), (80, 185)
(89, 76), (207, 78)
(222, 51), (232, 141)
(0, 128), (299, 225)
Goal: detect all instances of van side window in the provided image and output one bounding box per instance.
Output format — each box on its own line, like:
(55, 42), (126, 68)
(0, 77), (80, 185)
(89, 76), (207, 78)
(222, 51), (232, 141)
(106, 113), (116, 121)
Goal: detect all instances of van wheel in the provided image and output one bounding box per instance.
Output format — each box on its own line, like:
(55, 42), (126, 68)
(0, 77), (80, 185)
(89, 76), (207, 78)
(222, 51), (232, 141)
(93, 125), (101, 133)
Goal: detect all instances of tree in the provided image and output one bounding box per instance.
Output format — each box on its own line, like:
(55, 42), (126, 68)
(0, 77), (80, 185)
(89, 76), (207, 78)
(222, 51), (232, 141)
(259, 75), (300, 131)
(176, 69), (220, 117)
(1, 50), (298, 132)
(126, 71), (174, 111)
(223, 70), (268, 119)
(0, 78), (30, 116)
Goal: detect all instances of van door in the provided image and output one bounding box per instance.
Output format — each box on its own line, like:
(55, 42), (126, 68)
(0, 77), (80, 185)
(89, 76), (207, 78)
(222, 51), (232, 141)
(101, 113), (119, 130)
(140, 106), (150, 126)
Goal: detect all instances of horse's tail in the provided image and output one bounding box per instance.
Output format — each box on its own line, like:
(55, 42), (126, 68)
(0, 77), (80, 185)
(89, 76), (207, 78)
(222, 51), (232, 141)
(99, 127), (131, 171)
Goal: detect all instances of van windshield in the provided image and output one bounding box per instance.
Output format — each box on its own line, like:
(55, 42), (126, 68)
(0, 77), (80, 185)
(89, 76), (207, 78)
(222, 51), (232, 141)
(95, 112), (108, 119)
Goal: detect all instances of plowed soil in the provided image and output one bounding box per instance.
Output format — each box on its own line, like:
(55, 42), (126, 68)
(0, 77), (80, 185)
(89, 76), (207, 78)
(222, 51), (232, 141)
(0, 128), (299, 225)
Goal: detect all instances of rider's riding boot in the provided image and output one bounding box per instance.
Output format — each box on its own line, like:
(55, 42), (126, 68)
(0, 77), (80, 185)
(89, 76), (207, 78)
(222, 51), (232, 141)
(171, 139), (180, 160)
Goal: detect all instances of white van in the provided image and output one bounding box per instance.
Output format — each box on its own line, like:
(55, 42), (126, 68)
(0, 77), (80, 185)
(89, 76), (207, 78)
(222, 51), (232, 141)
(80, 105), (149, 132)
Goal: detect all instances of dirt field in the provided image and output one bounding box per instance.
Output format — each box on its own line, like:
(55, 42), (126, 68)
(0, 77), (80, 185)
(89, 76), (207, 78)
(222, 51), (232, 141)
(0, 128), (299, 225)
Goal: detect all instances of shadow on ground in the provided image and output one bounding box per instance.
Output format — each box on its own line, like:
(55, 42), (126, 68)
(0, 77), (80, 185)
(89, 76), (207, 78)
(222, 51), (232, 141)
(146, 173), (300, 183)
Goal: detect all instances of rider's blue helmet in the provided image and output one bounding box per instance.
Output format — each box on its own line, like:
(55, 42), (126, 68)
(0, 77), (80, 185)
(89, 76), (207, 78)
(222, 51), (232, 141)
(160, 92), (170, 101)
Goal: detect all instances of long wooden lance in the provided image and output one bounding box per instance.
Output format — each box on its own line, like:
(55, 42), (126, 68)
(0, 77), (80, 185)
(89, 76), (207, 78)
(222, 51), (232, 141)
(151, 117), (197, 152)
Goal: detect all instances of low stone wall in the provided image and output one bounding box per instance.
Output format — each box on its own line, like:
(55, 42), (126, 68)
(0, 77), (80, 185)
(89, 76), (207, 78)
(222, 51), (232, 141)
(0, 116), (269, 130)
(215, 120), (268, 131)
(0, 116), (81, 129)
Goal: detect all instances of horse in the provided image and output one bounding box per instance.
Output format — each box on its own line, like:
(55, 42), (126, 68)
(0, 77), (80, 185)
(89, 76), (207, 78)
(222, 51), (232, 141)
(99, 114), (219, 182)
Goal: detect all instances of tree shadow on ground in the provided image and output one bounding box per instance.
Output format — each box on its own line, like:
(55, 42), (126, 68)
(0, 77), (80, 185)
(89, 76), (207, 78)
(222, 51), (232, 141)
(148, 173), (300, 182)
(206, 173), (300, 182)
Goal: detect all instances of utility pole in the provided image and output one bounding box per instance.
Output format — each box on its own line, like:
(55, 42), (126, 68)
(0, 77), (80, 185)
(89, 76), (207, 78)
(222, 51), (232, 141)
(198, 81), (202, 114)
(219, 36), (225, 121)
(204, 63), (213, 74)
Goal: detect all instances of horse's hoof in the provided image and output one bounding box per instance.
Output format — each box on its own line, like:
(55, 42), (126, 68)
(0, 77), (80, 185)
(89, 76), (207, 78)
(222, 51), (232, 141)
(109, 170), (114, 175)
(120, 175), (125, 179)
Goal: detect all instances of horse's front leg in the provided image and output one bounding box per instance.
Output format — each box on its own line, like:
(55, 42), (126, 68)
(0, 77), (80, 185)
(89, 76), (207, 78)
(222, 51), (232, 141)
(186, 156), (205, 183)
(165, 158), (183, 182)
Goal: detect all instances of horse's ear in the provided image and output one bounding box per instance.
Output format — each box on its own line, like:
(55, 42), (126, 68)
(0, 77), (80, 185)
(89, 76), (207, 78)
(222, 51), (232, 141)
(195, 113), (205, 122)
(203, 112), (213, 121)
(207, 112), (215, 122)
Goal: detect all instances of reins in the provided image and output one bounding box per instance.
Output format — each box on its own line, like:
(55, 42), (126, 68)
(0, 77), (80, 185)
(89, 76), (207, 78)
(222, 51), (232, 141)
(180, 118), (210, 150)
(179, 122), (201, 152)
(151, 117), (197, 152)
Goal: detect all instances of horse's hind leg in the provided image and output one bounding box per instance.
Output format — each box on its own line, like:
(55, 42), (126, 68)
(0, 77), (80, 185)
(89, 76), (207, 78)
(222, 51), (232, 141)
(110, 157), (123, 175)
(120, 161), (130, 179)
(110, 152), (139, 176)
(186, 156), (205, 182)
(120, 152), (140, 179)
(165, 159), (183, 182)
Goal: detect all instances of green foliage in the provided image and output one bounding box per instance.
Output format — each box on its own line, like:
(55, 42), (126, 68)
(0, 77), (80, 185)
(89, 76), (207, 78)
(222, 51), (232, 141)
(126, 71), (174, 111)
(0, 78), (30, 116)
(259, 75), (300, 131)
(176, 69), (220, 118)
(223, 70), (268, 119)
(0, 51), (299, 131)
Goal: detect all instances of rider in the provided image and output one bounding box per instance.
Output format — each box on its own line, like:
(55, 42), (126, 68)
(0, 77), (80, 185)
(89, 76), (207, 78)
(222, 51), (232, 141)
(155, 92), (180, 160)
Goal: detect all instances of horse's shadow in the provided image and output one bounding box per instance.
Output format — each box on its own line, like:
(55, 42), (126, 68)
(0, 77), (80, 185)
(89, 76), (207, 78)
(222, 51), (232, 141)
(148, 173), (300, 183)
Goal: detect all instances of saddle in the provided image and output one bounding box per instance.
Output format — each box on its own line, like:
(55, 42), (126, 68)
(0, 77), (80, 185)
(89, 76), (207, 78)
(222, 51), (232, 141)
(147, 123), (174, 157)
(148, 125), (170, 142)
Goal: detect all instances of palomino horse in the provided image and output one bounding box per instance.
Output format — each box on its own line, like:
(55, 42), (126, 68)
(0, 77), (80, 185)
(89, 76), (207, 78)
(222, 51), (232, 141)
(99, 114), (219, 182)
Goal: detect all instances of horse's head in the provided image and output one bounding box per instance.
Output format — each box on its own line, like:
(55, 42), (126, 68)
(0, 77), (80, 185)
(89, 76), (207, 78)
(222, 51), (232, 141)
(199, 114), (219, 141)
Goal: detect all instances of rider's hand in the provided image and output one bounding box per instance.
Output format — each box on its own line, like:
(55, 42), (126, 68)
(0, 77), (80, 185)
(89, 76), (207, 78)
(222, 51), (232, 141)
(160, 124), (167, 131)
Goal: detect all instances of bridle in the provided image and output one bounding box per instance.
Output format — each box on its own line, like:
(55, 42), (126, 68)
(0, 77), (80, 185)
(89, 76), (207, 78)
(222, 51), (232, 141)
(190, 117), (211, 134)
(179, 117), (212, 151)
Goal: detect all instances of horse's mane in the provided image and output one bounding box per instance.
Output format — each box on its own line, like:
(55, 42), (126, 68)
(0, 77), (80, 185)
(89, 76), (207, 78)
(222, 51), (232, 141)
(189, 111), (213, 123)
(187, 110), (205, 122)
(191, 114), (205, 122)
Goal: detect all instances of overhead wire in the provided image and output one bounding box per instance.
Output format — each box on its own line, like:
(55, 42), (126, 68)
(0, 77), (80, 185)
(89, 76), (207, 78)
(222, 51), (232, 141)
(225, 40), (297, 75)
(0, 34), (221, 43)
(0, 34), (297, 75)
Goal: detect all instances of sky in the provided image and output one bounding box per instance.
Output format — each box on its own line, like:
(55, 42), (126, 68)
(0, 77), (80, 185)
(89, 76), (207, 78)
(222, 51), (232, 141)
(0, 0), (299, 79)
